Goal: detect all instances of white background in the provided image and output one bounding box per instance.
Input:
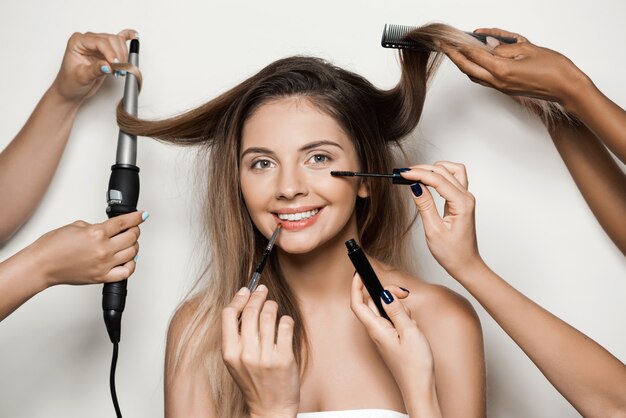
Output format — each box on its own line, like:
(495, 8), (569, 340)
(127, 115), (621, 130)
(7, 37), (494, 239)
(1, 1), (624, 417)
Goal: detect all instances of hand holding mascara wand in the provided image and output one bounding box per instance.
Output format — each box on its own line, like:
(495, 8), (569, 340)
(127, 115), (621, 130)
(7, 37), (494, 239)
(246, 224), (282, 292)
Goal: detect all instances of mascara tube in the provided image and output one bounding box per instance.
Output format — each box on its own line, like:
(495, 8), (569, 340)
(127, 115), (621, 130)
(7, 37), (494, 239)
(345, 239), (390, 321)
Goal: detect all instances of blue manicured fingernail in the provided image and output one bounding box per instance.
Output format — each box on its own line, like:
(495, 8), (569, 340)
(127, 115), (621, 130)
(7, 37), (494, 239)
(381, 290), (394, 304)
(101, 65), (111, 74)
(411, 183), (423, 197)
(120, 70), (127, 76)
(142, 211), (150, 221)
(114, 71), (119, 78)
(398, 168), (411, 172)
(134, 255), (138, 262)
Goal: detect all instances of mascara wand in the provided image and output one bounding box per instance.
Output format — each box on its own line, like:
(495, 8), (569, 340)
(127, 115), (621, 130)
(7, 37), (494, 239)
(331, 169), (418, 185)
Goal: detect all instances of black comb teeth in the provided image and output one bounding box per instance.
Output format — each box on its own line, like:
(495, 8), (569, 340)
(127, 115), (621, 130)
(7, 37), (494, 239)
(381, 23), (422, 50)
(381, 23), (518, 51)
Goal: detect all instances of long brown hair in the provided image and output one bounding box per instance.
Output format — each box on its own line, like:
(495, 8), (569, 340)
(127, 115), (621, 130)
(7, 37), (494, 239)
(117, 23), (563, 417)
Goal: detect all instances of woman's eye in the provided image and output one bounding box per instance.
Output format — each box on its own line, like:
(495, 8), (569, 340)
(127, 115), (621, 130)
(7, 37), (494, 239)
(308, 154), (331, 165)
(251, 159), (274, 170)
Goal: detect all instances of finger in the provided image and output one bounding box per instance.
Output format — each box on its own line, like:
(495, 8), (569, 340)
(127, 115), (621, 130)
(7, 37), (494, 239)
(404, 178), (444, 234)
(491, 43), (530, 60)
(379, 289), (416, 340)
(385, 285), (411, 300)
(402, 168), (474, 226)
(101, 259), (136, 283)
(414, 163), (464, 190)
(109, 226), (140, 252)
(259, 300), (279, 355)
(76, 33), (118, 63)
(240, 284), (269, 344)
(275, 315), (295, 356)
(111, 242), (139, 267)
(473, 27), (528, 43)
(458, 46), (505, 75)
(79, 58), (111, 80)
(102, 211), (147, 237)
(385, 286), (412, 317)
(350, 273), (387, 329)
(402, 167), (469, 203)
(222, 287), (251, 356)
(443, 45), (498, 86)
(116, 28), (138, 41)
(433, 161), (469, 189)
(107, 35), (127, 67)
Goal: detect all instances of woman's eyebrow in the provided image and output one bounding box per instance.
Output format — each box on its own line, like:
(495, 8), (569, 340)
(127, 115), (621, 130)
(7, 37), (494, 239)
(299, 140), (343, 152)
(240, 147), (275, 160)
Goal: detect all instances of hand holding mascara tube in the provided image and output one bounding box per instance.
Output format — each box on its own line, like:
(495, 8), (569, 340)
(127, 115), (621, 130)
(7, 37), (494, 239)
(347, 250), (442, 416)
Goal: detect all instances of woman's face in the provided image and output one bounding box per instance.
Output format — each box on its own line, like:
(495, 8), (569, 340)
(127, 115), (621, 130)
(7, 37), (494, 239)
(239, 97), (368, 254)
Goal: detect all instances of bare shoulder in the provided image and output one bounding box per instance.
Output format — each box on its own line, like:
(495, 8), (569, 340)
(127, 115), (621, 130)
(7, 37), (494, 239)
(167, 297), (201, 347)
(377, 265), (480, 332)
(165, 296), (218, 417)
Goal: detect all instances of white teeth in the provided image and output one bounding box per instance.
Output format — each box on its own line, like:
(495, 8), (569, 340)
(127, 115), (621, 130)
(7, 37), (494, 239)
(277, 208), (319, 221)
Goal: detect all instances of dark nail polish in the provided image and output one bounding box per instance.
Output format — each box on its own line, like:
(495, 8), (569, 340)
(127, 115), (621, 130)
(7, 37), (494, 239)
(381, 290), (394, 304)
(398, 168), (411, 172)
(411, 183), (423, 197)
(399, 287), (410, 294)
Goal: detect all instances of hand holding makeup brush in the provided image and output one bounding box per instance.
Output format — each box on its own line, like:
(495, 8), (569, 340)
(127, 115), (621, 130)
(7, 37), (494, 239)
(350, 274), (442, 418)
(221, 284), (300, 418)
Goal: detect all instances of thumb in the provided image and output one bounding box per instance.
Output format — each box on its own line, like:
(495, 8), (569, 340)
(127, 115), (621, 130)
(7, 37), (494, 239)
(79, 59), (111, 84)
(409, 182), (443, 235)
(380, 289), (415, 336)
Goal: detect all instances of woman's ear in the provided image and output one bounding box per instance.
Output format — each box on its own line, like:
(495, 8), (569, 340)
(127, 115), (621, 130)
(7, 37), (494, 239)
(357, 179), (370, 198)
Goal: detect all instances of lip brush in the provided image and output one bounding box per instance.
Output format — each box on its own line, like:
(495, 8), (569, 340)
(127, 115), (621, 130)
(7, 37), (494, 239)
(246, 224), (282, 291)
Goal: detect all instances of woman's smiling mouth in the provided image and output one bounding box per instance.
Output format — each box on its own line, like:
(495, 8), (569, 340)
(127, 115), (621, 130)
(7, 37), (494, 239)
(272, 206), (324, 231)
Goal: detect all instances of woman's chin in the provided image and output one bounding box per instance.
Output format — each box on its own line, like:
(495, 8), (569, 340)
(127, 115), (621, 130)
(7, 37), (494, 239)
(277, 235), (325, 255)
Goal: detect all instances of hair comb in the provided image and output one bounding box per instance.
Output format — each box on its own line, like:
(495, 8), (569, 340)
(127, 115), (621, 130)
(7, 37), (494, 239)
(381, 23), (517, 50)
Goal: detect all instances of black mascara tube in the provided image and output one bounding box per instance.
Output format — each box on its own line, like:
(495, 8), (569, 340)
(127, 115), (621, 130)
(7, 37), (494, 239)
(345, 239), (390, 321)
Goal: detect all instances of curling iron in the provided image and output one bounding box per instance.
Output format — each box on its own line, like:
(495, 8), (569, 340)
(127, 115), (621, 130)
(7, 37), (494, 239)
(103, 38), (140, 418)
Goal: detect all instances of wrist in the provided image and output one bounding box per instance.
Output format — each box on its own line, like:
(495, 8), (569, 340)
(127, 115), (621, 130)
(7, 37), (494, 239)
(403, 378), (442, 418)
(24, 239), (56, 289)
(560, 70), (597, 117)
(444, 255), (486, 284)
(46, 81), (85, 110)
(448, 256), (491, 287)
(12, 244), (51, 293)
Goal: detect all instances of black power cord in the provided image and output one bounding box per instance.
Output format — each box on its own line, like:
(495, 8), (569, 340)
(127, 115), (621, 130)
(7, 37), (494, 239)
(110, 342), (122, 418)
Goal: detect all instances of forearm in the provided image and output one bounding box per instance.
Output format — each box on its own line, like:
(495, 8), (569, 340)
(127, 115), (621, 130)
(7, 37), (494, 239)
(0, 85), (81, 244)
(0, 245), (49, 321)
(548, 120), (626, 254)
(457, 262), (626, 418)
(563, 77), (626, 163)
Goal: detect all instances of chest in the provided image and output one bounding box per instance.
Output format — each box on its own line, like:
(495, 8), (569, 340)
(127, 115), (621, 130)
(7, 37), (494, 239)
(297, 309), (406, 413)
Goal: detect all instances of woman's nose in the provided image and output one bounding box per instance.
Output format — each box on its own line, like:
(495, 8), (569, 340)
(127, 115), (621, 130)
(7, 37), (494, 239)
(274, 164), (308, 200)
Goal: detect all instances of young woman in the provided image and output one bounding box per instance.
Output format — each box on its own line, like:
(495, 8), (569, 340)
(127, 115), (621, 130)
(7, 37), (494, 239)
(116, 24), (559, 418)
